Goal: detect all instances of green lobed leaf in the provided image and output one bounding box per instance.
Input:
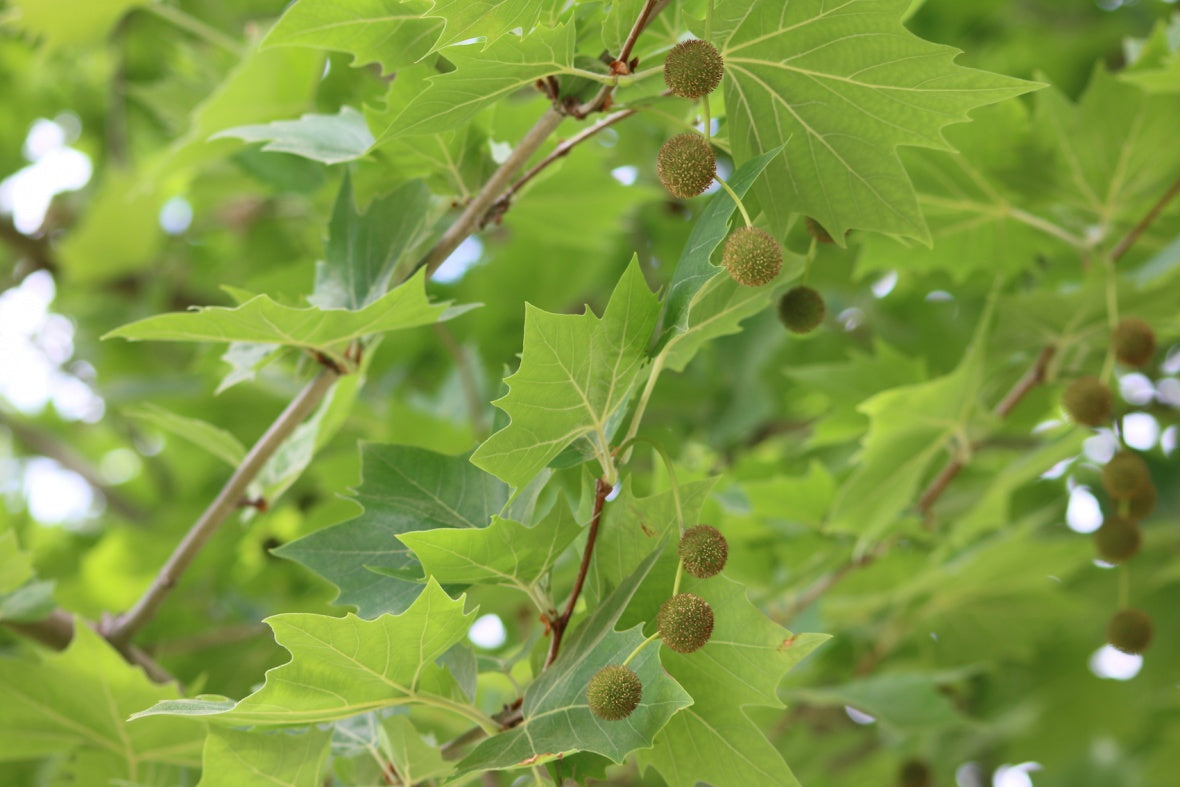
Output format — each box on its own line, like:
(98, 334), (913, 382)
(460, 548), (693, 771)
(133, 579), (476, 726)
(383, 715), (454, 784)
(103, 269), (476, 368)
(125, 404), (247, 467)
(398, 503), (580, 592)
(0, 624), (203, 772)
(275, 444), (509, 617)
(212, 106), (376, 165)
(787, 672), (967, 734)
(427, 0), (565, 51)
(0, 527), (34, 594)
(639, 575), (829, 787)
(312, 176), (438, 311)
(471, 258), (660, 488)
(372, 21), (574, 142)
(716, 0), (1039, 242)
(263, 0), (443, 74)
(198, 727), (332, 787)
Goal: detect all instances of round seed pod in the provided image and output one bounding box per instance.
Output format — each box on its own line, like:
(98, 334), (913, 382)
(679, 525), (728, 579)
(1093, 515), (1141, 564)
(897, 758), (933, 787)
(1102, 451), (1151, 500)
(1112, 317), (1155, 368)
(1106, 608), (1153, 654)
(1062, 376), (1112, 427)
(658, 593), (715, 653)
(586, 664), (643, 721)
(657, 133), (716, 199)
(1126, 482), (1157, 522)
(778, 285), (826, 334)
(663, 39), (724, 99)
(722, 226), (783, 287)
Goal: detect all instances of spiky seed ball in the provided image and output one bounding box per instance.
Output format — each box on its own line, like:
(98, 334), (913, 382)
(1102, 450), (1151, 500)
(657, 133), (716, 199)
(778, 286), (825, 334)
(1094, 516), (1141, 564)
(663, 39), (724, 99)
(1127, 482), (1157, 522)
(1106, 608), (1153, 654)
(804, 216), (834, 244)
(722, 226), (783, 287)
(1062, 376), (1112, 427)
(658, 593), (714, 653)
(1112, 317), (1155, 368)
(679, 525), (728, 579)
(586, 665), (643, 721)
(897, 759), (933, 787)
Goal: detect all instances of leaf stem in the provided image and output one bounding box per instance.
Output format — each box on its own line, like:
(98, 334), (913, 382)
(106, 367), (341, 645)
(621, 632), (661, 667)
(544, 477), (611, 668)
(917, 345), (1056, 521)
(617, 436), (685, 534)
(1109, 173), (1180, 262)
(714, 177), (752, 227)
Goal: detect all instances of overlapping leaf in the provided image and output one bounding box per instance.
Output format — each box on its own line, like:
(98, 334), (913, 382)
(199, 727), (332, 787)
(276, 444), (509, 617)
(133, 580), (475, 726)
(212, 107), (376, 165)
(104, 269), (475, 369)
(372, 22), (574, 142)
(472, 259), (660, 488)
(0, 625), (203, 778)
(460, 550), (692, 771)
(716, 0), (1038, 242)
(639, 576), (829, 787)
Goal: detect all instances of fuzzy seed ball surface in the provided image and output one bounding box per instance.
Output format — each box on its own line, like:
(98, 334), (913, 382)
(1106, 608), (1153, 654)
(1062, 376), (1112, 427)
(658, 593), (715, 653)
(1094, 516), (1141, 564)
(586, 664), (643, 721)
(722, 226), (783, 287)
(1102, 450), (1151, 500)
(663, 39), (724, 99)
(1127, 482), (1157, 522)
(657, 133), (716, 199)
(678, 525), (728, 579)
(778, 286), (826, 334)
(1112, 317), (1155, 367)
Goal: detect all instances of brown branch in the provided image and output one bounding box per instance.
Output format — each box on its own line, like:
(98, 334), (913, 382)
(0, 215), (56, 282)
(1110, 173), (1180, 262)
(917, 345), (1056, 519)
(773, 553), (877, 625)
(105, 367), (341, 645)
(0, 411), (148, 523)
(566, 0), (671, 118)
(2, 611), (174, 683)
(485, 108), (638, 226)
(414, 108), (566, 278)
(545, 477), (610, 669)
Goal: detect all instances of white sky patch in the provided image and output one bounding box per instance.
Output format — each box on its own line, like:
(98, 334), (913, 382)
(1, 118), (92, 234)
(871, 270), (898, 298)
(1089, 645), (1142, 680)
(993, 762), (1041, 787)
(159, 196), (194, 235)
(433, 236), (483, 283)
(844, 706), (875, 725)
(610, 165), (638, 186)
(1118, 373), (1154, 407)
(1066, 487), (1102, 533)
(1122, 413), (1159, 451)
(1082, 430), (1117, 464)
(23, 457), (97, 524)
(468, 613), (507, 649)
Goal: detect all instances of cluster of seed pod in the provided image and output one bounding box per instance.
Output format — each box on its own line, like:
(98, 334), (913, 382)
(586, 524), (729, 721)
(1061, 317), (1159, 655)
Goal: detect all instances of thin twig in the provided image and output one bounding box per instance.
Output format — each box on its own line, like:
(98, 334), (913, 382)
(545, 478), (610, 669)
(106, 367), (341, 645)
(414, 108), (566, 278)
(772, 551), (880, 626)
(917, 345), (1056, 519)
(141, 2), (246, 57)
(486, 108), (637, 225)
(568, 0), (671, 118)
(1110, 173), (1180, 262)
(0, 411), (148, 523)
